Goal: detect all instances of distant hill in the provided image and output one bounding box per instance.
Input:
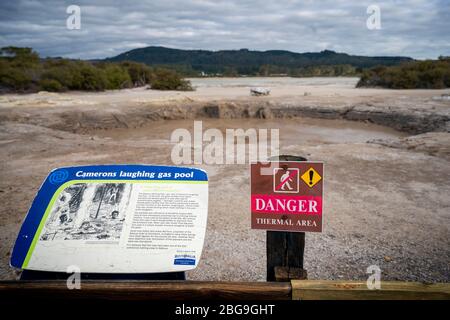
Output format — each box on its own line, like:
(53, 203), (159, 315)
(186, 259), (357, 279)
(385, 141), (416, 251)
(105, 46), (414, 76)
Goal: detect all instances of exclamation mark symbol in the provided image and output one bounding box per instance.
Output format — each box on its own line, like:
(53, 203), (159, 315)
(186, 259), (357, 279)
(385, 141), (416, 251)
(309, 169), (314, 186)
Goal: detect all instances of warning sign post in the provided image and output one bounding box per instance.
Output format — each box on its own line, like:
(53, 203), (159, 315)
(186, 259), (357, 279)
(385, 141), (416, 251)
(251, 161), (323, 233)
(252, 156), (323, 281)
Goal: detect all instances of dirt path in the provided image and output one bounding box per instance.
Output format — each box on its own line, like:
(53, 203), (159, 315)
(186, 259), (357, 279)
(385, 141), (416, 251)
(0, 80), (449, 282)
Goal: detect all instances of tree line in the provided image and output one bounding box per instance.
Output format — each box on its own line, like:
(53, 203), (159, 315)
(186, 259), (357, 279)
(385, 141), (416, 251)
(1, 46), (448, 92)
(107, 46), (412, 76)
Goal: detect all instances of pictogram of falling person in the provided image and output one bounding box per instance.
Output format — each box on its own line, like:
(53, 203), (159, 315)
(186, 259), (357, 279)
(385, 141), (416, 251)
(280, 170), (294, 191)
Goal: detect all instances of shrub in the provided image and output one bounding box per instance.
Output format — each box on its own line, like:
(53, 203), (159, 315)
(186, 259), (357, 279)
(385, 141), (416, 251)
(150, 68), (194, 91)
(120, 61), (153, 86)
(0, 47), (39, 92)
(357, 59), (450, 89)
(41, 65), (73, 90)
(0, 66), (33, 91)
(77, 63), (108, 91)
(0, 47), (39, 68)
(101, 64), (132, 89)
(0, 46), (193, 93)
(39, 78), (64, 92)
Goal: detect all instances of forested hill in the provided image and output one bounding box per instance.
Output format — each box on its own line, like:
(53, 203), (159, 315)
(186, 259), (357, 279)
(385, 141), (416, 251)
(105, 46), (413, 76)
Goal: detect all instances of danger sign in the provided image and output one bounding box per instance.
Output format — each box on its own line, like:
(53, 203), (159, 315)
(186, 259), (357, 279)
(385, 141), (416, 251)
(251, 161), (323, 232)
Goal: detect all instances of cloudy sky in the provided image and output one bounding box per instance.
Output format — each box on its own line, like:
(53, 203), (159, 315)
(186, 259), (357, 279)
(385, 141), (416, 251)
(0, 0), (448, 59)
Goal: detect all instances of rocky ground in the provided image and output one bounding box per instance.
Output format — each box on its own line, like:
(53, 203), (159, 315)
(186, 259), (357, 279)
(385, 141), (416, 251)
(0, 79), (449, 282)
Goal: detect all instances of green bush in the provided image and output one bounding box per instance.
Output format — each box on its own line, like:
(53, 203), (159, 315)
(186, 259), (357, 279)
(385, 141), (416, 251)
(41, 65), (73, 90)
(0, 47), (39, 68)
(77, 64), (107, 91)
(39, 79), (64, 92)
(101, 64), (132, 89)
(0, 46), (195, 93)
(357, 59), (450, 89)
(150, 68), (193, 91)
(120, 61), (153, 86)
(0, 47), (39, 92)
(0, 66), (33, 91)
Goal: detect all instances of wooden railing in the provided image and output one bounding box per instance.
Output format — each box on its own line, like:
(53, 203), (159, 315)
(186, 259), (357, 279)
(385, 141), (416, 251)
(0, 280), (448, 300)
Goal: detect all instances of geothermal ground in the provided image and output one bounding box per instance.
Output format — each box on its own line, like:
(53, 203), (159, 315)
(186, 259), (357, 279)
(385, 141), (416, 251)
(0, 77), (449, 282)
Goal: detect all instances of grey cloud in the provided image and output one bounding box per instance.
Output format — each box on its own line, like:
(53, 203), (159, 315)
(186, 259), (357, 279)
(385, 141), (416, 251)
(0, 0), (448, 59)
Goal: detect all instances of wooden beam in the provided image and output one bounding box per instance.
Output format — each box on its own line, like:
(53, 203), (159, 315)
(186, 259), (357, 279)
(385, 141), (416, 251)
(2, 280), (448, 300)
(266, 155), (308, 282)
(267, 231), (306, 281)
(274, 267), (307, 282)
(291, 280), (450, 300)
(0, 280), (292, 301)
